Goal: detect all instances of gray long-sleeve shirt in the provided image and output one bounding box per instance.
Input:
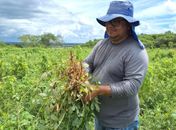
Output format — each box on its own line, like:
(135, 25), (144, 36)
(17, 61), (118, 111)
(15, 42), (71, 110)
(84, 37), (148, 128)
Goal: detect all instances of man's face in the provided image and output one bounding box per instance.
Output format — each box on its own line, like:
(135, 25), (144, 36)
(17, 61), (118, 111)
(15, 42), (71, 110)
(105, 18), (130, 39)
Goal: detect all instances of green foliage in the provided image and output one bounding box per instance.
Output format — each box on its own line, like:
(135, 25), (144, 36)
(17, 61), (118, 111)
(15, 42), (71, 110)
(139, 49), (176, 129)
(0, 47), (94, 130)
(19, 34), (41, 47)
(81, 31), (176, 49)
(0, 47), (176, 129)
(19, 33), (63, 47)
(40, 33), (63, 47)
(139, 31), (176, 48)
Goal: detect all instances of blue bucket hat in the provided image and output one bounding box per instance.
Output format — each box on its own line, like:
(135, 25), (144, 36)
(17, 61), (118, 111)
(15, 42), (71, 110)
(97, 0), (144, 49)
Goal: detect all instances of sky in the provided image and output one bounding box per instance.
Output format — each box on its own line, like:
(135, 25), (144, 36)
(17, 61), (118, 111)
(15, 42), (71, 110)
(0, 0), (176, 43)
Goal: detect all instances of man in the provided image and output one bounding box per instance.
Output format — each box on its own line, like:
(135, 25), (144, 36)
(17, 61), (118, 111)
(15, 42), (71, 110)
(84, 0), (148, 130)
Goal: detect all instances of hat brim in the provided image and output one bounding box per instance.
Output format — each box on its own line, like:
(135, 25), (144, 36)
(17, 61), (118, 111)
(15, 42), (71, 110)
(97, 14), (140, 26)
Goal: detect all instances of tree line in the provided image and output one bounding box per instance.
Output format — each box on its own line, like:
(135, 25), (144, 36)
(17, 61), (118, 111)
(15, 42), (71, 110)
(18, 33), (63, 47)
(82, 31), (176, 48)
(139, 31), (176, 48)
(0, 33), (63, 48)
(0, 31), (176, 48)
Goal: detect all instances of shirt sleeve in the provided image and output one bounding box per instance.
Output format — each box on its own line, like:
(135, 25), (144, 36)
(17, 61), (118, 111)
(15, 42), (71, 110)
(83, 40), (102, 74)
(109, 49), (149, 98)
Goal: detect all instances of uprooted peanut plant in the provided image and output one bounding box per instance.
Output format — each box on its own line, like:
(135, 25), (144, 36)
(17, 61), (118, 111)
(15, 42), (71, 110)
(49, 51), (99, 130)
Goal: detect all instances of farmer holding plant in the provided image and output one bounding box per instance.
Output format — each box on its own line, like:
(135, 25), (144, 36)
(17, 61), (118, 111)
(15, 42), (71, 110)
(84, 0), (148, 130)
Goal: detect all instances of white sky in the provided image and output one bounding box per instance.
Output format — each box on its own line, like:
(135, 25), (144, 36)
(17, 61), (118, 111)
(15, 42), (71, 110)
(0, 0), (176, 43)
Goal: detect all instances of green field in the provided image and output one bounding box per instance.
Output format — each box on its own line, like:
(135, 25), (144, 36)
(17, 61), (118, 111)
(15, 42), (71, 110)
(0, 47), (176, 130)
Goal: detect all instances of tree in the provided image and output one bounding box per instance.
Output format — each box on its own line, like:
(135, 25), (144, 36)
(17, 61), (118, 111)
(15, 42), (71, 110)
(40, 33), (63, 47)
(19, 34), (41, 47)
